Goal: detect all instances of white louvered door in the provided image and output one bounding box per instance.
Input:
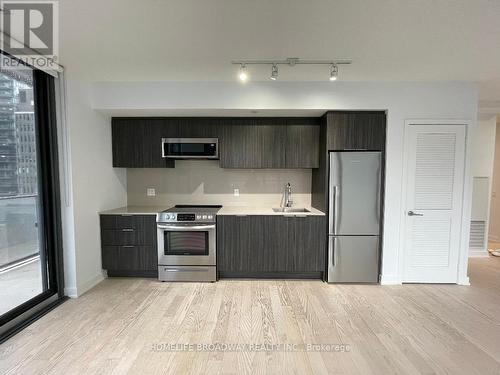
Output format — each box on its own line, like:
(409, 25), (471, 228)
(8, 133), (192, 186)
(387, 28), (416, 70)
(403, 124), (466, 283)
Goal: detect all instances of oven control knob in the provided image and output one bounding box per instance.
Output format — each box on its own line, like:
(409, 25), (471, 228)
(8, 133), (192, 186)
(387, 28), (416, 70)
(208, 215), (213, 220)
(196, 215), (201, 220)
(202, 215), (207, 220)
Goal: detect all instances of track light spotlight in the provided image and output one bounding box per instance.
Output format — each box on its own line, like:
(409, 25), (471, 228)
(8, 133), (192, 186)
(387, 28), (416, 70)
(329, 64), (338, 81)
(239, 64), (248, 81)
(270, 64), (278, 80)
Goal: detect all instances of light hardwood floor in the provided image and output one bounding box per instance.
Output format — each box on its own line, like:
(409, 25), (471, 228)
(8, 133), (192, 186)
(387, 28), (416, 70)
(1, 257), (500, 375)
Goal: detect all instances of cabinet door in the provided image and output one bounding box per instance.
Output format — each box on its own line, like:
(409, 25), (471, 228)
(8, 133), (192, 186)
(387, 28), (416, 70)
(112, 118), (144, 167)
(220, 121), (286, 168)
(326, 112), (386, 151)
(261, 216), (288, 271)
(286, 216), (326, 272)
(144, 118), (178, 168)
(285, 123), (320, 168)
(111, 118), (176, 168)
(217, 215), (263, 272)
(176, 118), (221, 138)
(219, 123), (257, 168)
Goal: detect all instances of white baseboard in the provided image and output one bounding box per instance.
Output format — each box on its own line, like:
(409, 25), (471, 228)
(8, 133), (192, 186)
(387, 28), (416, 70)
(64, 286), (78, 298)
(458, 275), (470, 286)
(380, 274), (402, 285)
(78, 273), (105, 296)
(64, 273), (105, 298)
(469, 248), (490, 258)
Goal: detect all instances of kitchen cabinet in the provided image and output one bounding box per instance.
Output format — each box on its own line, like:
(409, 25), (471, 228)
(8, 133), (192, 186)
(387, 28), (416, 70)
(311, 111), (386, 212)
(219, 118), (319, 169)
(219, 120), (287, 168)
(175, 118), (221, 138)
(325, 111), (386, 151)
(111, 117), (319, 169)
(217, 215), (326, 277)
(111, 118), (177, 168)
(285, 216), (325, 272)
(100, 214), (158, 276)
(285, 120), (320, 168)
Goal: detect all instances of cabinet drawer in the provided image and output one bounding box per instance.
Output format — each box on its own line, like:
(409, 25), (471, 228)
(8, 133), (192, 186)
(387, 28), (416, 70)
(102, 245), (157, 271)
(101, 228), (155, 246)
(100, 214), (153, 231)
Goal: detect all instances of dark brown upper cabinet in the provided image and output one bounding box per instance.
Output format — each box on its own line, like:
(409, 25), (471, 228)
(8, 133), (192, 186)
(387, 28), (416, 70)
(111, 117), (320, 169)
(285, 119), (320, 168)
(325, 111), (386, 151)
(112, 118), (178, 168)
(219, 119), (286, 168)
(219, 118), (319, 169)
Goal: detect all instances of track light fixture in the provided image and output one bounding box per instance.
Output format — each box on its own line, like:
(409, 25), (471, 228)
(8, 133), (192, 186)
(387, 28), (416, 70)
(329, 64), (338, 81)
(270, 64), (278, 80)
(238, 64), (248, 82)
(231, 58), (351, 81)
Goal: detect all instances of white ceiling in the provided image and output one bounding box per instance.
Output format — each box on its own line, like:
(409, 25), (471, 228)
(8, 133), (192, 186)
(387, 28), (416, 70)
(60, 0), (500, 98)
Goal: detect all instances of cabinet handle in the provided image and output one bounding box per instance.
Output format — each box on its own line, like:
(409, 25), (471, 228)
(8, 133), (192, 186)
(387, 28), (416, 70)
(121, 245), (134, 248)
(122, 228), (134, 232)
(121, 214), (133, 217)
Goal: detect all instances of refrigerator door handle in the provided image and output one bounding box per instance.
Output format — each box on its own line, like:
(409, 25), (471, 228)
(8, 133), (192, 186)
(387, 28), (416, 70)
(329, 185), (339, 235)
(329, 236), (336, 268)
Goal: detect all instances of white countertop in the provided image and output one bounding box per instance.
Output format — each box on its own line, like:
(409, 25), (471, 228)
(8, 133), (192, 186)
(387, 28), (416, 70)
(216, 206), (325, 216)
(99, 206), (167, 215)
(99, 205), (325, 216)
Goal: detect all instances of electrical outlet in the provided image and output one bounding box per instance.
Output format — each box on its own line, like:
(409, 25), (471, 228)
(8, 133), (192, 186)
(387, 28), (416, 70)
(233, 188), (240, 197)
(147, 188), (156, 197)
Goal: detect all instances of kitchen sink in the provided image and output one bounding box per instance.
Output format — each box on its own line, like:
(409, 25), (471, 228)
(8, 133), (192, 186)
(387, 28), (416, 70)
(272, 207), (310, 213)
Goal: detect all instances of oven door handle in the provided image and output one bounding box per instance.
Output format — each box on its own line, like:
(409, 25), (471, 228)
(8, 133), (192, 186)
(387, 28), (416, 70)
(157, 224), (216, 231)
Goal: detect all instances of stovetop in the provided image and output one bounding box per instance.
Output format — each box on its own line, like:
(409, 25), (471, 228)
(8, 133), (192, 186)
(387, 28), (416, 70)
(157, 205), (222, 223)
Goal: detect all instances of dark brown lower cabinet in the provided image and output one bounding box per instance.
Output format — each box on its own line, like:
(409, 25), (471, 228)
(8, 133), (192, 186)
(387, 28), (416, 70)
(217, 215), (325, 278)
(100, 215), (158, 277)
(102, 246), (157, 272)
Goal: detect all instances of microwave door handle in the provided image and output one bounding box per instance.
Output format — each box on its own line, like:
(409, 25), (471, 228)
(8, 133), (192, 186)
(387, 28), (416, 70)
(157, 224), (216, 231)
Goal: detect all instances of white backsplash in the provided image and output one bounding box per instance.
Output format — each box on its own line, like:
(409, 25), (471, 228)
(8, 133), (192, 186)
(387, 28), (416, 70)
(127, 160), (312, 207)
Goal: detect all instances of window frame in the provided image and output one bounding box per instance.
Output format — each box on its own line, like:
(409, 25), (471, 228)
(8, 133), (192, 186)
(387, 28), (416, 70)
(0, 51), (65, 342)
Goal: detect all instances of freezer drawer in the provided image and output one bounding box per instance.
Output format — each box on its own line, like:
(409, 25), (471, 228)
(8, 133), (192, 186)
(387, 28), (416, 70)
(328, 236), (379, 283)
(329, 152), (381, 235)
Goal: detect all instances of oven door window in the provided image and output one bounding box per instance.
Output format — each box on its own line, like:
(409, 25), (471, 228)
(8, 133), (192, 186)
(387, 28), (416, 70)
(164, 231), (209, 256)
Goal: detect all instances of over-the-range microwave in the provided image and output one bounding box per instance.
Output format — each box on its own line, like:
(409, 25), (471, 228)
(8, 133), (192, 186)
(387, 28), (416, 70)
(162, 138), (219, 159)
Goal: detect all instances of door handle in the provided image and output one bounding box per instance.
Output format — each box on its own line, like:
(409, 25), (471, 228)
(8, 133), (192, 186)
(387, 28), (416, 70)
(157, 224), (216, 231)
(408, 211), (423, 217)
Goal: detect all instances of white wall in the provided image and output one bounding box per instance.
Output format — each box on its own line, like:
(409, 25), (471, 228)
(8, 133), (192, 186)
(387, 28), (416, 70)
(469, 116), (496, 256)
(61, 75), (127, 297)
(489, 121), (500, 241)
(87, 81), (477, 285)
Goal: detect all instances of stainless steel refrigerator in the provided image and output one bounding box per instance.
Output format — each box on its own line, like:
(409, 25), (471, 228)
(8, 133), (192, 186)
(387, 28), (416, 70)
(328, 151), (381, 283)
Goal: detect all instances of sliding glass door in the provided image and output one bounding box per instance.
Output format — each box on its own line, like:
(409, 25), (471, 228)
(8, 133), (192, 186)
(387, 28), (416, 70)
(0, 53), (64, 341)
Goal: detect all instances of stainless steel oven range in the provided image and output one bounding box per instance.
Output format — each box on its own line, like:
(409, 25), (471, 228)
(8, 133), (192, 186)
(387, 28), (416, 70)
(156, 205), (221, 282)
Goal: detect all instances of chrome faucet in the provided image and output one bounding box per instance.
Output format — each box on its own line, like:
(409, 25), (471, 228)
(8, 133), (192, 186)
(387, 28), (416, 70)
(282, 182), (293, 208)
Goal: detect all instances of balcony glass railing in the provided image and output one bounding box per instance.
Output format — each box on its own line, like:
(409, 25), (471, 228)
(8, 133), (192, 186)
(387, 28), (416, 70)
(0, 195), (39, 268)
